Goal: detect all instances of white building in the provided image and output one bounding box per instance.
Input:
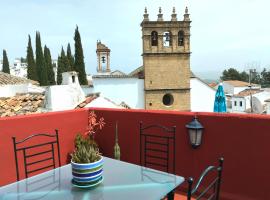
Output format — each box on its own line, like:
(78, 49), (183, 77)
(0, 72), (43, 98)
(222, 80), (260, 95)
(10, 58), (28, 78)
(190, 74), (216, 112)
(230, 89), (262, 113)
(45, 71), (85, 111)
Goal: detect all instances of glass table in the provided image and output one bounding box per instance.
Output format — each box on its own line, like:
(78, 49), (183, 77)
(0, 157), (184, 200)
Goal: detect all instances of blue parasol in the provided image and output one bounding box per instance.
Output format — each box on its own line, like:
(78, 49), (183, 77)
(214, 85), (227, 112)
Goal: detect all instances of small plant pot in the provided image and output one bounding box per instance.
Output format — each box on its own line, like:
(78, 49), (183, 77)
(71, 156), (104, 188)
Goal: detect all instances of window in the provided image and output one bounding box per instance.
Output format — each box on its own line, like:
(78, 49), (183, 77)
(163, 32), (172, 47)
(234, 101), (237, 106)
(101, 56), (106, 63)
(72, 76), (75, 83)
(178, 31), (184, 46)
(240, 101), (242, 107)
(151, 31), (158, 46)
(163, 93), (174, 106)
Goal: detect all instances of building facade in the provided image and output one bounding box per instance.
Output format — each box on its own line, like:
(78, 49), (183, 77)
(141, 7), (191, 111)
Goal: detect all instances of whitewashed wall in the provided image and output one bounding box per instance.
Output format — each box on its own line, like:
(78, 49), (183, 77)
(231, 97), (248, 113)
(85, 78), (145, 109)
(45, 84), (85, 111)
(190, 78), (216, 112)
(0, 84), (45, 97)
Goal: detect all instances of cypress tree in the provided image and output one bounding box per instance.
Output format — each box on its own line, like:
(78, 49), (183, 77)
(35, 31), (48, 85)
(67, 43), (74, 71)
(2, 49), (10, 74)
(74, 26), (87, 85)
(26, 35), (38, 80)
(57, 54), (63, 85)
(44, 45), (56, 85)
(61, 47), (70, 73)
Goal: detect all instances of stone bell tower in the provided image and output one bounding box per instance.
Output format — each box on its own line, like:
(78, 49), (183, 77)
(141, 7), (191, 111)
(96, 40), (111, 74)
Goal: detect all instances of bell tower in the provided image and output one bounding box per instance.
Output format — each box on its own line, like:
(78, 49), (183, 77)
(141, 7), (191, 111)
(96, 40), (111, 74)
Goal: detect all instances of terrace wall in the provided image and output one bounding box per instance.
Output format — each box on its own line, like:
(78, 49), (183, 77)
(1, 108), (269, 200)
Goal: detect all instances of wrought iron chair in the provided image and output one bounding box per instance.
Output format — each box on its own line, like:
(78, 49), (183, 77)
(186, 157), (224, 200)
(12, 130), (61, 181)
(140, 121), (176, 200)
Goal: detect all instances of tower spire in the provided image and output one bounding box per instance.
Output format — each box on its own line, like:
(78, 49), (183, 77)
(157, 7), (163, 21)
(143, 7), (149, 21)
(171, 7), (177, 21)
(184, 6), (190, 21)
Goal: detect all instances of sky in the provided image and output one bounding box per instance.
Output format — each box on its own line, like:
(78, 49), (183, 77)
(1, 0), (270, 77)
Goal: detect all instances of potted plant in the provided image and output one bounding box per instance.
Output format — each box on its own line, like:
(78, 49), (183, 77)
(71, 111), (105, 188)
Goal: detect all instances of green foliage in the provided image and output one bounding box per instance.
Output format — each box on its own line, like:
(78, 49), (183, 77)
(67, 43), (74, 71)
(26, 35), (38, 80)
(44, 46), (56, 85)
(36, 32), (48, 85)
(74, 26), (88, 85)
(71, 134), (100, 163)
(221, 68), (242, 81)
(220, 67), (261, 84)
(2, 49), (10, 74)
(261, 68), (270, 87)
(56, 47), (69, 85)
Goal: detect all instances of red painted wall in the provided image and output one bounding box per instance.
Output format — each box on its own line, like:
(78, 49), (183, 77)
(1, 108), (270, 200)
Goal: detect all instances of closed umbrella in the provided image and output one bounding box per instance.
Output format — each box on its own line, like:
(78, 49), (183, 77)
(214, 84), (227, 112)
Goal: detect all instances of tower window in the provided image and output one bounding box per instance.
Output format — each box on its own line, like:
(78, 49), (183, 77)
(163, 93), (174, 106)
(163, 32), (172, 47)
(101, 56), (106, 63)
(178, 31), (184, 46)
(151, 31), (158, 46)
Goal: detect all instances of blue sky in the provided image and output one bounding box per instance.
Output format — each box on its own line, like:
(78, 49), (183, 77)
(1, 0), (270, 75)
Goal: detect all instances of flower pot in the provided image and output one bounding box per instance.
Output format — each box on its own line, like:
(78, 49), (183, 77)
(71, 156), (104, 188)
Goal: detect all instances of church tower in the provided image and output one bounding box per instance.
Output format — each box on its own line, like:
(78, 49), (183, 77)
(141, 7), (191, 111)
(96, 41), (111, 74)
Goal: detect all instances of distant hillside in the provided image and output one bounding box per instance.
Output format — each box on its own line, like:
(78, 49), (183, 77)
(193, 70), (221, 83)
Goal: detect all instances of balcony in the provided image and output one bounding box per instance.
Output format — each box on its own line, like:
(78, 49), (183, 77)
(0, 108), (269, 200)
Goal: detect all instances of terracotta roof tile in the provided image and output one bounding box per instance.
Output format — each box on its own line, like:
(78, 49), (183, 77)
(234, 89), (262, 97)
(223, 80), (259, 87)
(0, 93), (45, 117)
(0, 72), (39, 85)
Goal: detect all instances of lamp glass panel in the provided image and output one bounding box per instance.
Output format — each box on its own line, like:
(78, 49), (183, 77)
(189, 129), (196, 145)
(195, 129), (202, 145)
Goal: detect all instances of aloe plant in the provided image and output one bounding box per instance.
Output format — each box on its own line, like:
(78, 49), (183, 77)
(71, 134), (101, 163)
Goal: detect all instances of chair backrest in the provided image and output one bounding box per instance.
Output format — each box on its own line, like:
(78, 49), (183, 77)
(140, 121), (176, 173)
(12, 130), (61, 181)
(187, 157), (224, 200)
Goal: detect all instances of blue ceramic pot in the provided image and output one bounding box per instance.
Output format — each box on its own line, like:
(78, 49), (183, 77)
(71, 156), (103, 187)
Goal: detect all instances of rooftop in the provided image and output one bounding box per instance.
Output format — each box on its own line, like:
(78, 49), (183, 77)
(0, 72), (39, 85)
(0, 93), (45, 117)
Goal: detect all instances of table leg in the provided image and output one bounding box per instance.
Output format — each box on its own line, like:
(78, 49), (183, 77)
(167, 189), (175, 200)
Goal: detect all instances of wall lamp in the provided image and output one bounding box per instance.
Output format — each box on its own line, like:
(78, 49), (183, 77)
(185, 116), (204, 149)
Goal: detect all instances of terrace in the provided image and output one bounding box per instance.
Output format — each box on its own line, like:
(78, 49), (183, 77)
(0, 108), (269, 200)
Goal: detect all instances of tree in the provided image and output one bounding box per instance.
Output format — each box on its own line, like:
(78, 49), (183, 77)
(67, 43), (74, 71)
(2, 49), (10, 74)
(56, 47), (69, 85)
(239, 71), (249, 82)
(44, 45), (56, 85)
(26, 35), (38, 80)
(57, 55), (63, 85)
(220, 68), (241, 81)
(61, 47), (70, 73)
(74, 26), (87, 85)
(261, 68), (270, 87)
(35, 32), (48, 85)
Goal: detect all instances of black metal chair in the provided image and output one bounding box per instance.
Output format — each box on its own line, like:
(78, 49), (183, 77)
(140, 122), (176, 200)
(12, 130), (61, 181)
(186, 157), (224, 200)
(140, 121), (176, 173)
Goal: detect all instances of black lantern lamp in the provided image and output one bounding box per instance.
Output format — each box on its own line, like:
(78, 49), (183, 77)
(186, 116), (204, 149)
